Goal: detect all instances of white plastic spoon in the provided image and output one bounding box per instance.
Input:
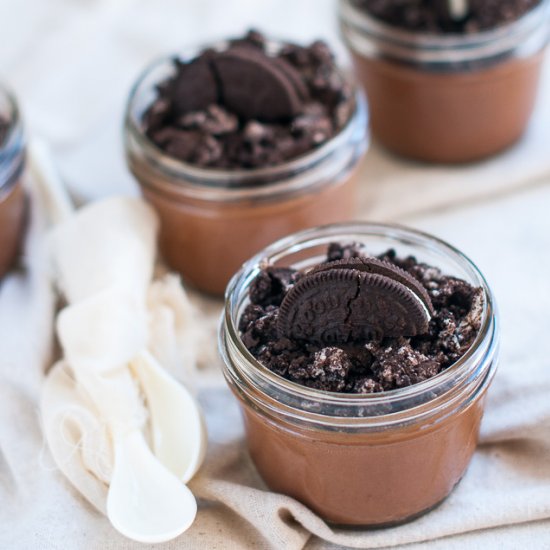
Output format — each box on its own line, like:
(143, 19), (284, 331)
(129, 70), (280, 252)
(131, 351), (206, 483)
(107, 429), (197, 543)
(31, 141), (207, 484)
(58, 293), (199, 544)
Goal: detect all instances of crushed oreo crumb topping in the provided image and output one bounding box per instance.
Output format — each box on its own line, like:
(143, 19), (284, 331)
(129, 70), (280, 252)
(142, 30), (354, 170)
(353, 0), (541, 34)
(239, 242), (484, 393)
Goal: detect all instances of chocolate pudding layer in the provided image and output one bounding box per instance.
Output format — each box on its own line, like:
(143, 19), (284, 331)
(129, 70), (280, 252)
(340, 0), (549, 163)
(0, 94), (27, 279)
(0, 182), (26, 277)
(243, 393), (487, 525)
(239, 243), (482, 393)
(138, 172), (360, 295)
(352, 52), (544, 162)
(221, 223), (499, 526)
(126, 33), (368, 295)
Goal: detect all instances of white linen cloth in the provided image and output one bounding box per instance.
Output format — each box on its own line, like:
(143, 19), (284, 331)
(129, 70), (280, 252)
(3, 168), (550, 550)
(1, 0), (550, 549)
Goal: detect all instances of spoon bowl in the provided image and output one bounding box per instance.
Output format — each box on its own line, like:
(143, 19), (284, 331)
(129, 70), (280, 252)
(107, 430), (197, 543)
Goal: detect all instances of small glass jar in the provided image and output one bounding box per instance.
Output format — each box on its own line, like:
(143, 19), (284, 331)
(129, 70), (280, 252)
(219, 222), (499, 527)
(339, 0), (550, 163)
(0, 85), (27, 279)
(124, 40), (368, 296)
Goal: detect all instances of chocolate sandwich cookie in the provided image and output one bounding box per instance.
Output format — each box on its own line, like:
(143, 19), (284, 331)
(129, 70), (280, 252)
(309, 256), (434, 315)
(169, 58), (219, 114)
(212, 47), (306, 121)
(278, 258), (433, 344)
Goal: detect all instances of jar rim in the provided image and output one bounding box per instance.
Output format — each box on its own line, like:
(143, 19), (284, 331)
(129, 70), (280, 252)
(221, 222), (499, 420)
(339, 0), (550, 64)
(124, 36), (368, 201)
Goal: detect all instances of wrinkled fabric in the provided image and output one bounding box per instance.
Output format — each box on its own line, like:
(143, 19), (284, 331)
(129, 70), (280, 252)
(2, 166), (550, 550)
(1, 0), (550, 549)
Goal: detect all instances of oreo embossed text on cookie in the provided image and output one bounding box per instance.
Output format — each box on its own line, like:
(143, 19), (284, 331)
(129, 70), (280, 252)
(239, 243), (483, 393)
(142, 30), (355, 170)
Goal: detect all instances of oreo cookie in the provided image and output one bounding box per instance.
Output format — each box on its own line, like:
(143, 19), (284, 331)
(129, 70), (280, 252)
(278, 261), (433, 344)
(310, 256), (434, 315)
(212, 47), (305, 122)
(170, 58), (218, 114)
(271, 56), (309, 101)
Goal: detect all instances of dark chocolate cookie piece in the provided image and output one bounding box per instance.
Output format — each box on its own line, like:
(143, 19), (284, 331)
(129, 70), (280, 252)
(326, 242), (364, 262)
(271, 57), (310, 101)
(311, 256), (434, 315)
(278, 267), (432, 345)
(170, 58), (218, 114)
(354, 0), (541, 33)
(294, 347), (352, 392)
(212, 47), (305, 122)
(250, 267), (299, 307)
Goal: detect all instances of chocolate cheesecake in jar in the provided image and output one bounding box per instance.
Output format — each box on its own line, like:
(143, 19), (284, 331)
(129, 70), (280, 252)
(125, 31), (368, 295)
(220, 223), (499, 526)
(0, 85), (27, 279)
(339, 0), (550, 163)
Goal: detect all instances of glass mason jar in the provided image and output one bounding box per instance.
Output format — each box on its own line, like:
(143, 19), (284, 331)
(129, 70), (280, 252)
(339, 0), (550, 163)
(0, 85), (27, 279)
(219, 222), (499, 527)
(124, 40), (369, 296)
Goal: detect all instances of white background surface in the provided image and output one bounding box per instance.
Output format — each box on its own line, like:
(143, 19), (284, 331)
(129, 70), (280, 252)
(1, 0), (548, 217)
(1, 0), (550, 548)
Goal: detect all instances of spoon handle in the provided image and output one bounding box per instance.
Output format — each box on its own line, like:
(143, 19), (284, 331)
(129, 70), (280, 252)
(131, 351), (206, 483)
